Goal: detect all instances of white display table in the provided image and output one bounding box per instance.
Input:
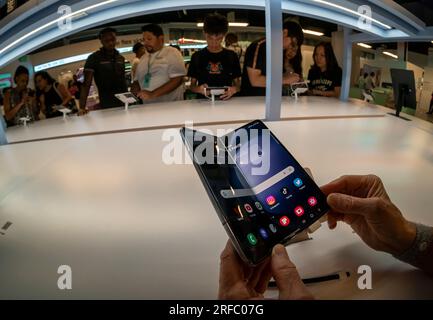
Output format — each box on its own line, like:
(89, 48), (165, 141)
(0, 98), (432, 299)
(5, 96), (385, 144)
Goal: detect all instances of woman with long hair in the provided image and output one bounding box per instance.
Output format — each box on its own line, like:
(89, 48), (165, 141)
(3, 65), (38, 126)
(34, 71), (74, 119)
(307, 42), (342, 98)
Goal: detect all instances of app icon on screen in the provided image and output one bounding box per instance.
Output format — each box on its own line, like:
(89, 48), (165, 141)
(259, 228), (269, 240)
(247, 233), (258, 246)
(293, 178), (303, 188)
(280, 187), (289, 195)
(269, 224), (277, 233)
(279, 216), (290, 227)
(266, 195), (276, 206)
(307, 196), (317, 207)
(255, 201), (263, 210)
(294, 206), (304, 217)
(244, 203), (254, 213)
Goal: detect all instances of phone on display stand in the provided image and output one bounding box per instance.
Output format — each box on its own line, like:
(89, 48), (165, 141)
(180, 120), (329, 265)
(290, 81), (309, 100)
(115, 92), (139, 110)
(204, 87), (229, 102)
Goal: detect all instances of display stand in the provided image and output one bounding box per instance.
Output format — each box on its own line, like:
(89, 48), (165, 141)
(115, 93), (139, 111)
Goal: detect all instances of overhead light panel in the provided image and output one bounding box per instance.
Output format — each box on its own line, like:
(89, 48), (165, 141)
(178, 38), (207, 44)
(228, 22), (249, 27)
(313, 0), (392, 30)
(34, 46), (133, 71)
(357, 43), (372, 49)
(0, 0), (119, 56)
(383, 51), (398, 59)
(302, 29), (324, 36)
(196, 22), (249, 27)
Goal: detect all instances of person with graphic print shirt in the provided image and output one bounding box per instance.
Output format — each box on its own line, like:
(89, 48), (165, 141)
(188, 13), (241, 100)
(307, 42), (342, 98)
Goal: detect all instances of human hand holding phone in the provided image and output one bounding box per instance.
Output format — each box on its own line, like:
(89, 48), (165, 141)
(220, 86), (237, 100)
(283, 73), (300, 85)
(321, 174), (416, 256)
(218, 240), (313, 300)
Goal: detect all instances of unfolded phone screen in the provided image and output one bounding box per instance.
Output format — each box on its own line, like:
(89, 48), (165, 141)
(182, 121), (329, 265)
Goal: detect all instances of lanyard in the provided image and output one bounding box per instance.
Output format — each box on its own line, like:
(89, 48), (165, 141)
(143, 48), (163, 89)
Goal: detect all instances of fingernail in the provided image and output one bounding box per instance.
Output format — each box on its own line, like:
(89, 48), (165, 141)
(272, 244), (287, 257)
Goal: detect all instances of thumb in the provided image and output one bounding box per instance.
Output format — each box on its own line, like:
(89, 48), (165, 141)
(271, 245), (312, 300)
(327, 193), (377, 216)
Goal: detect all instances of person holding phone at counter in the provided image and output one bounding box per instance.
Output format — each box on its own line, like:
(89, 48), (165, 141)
(131, 24), (186, 103)
(218, 175), (433, 300)
(34, 71), (74, 119)
(3, 66), (38, 127)
(188, 13), (242, 100)
(307, 42), (342, 98)
(241, 20), (304, 96)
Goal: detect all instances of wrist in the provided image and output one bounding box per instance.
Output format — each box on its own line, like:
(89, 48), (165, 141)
(392, 220), (417, 256)
(393, 222), (433, 264)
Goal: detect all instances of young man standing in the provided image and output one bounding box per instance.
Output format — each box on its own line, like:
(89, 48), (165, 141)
(131, 42), (146, 82)
(241, 20), (304, 96)
(79, 28), (127, 113)
(188, 13), (241, 100)
(131, 24), (186, 103)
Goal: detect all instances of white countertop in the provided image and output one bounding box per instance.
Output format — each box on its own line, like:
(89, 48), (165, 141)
(5, 96), (385, 144)
(1, 108), (433, 299)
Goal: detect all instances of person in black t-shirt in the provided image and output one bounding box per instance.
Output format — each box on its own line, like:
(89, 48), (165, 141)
(241, 20), (304, 96)
(34, 71), (74, 119)
(307, 42), (342, 98)
(79, 27), (127, 114)
(188, 13), (241, 100)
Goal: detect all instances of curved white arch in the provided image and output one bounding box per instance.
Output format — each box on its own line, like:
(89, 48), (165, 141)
(0, 0), (414, 68)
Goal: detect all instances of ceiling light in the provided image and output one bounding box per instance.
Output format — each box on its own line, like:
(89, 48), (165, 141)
(302, 29), (324, 36)
(0, 0), (119, 56)
(383, 51), (398, 59)
(178, 38), (207, 44)
(228, 22), (249, 27)
(34, 46), (133, 71)
(357, 43), (372, 49)
(196, 22), (249, 27)
(313, 0), (392, 30)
